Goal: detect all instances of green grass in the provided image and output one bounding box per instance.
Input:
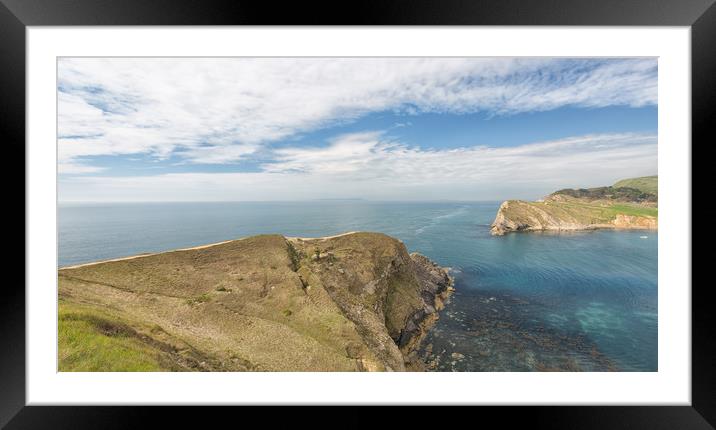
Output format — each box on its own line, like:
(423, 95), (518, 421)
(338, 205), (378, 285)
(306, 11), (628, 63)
(603, 204), (657, 218)
(58, 302), (165, 372)
(554, 200), (657, 218)
(613, 176), (658, 196)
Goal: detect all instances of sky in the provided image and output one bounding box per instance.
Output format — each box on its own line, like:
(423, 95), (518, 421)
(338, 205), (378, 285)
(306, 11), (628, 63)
(57, 57), (657, 202)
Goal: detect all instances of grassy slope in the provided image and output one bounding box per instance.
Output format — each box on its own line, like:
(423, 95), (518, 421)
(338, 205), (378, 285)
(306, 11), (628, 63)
(59, 300), (166, 371)
(59, 234), (375, 372)
(58, 232), (439, 372)
(613, 175), (658, 196)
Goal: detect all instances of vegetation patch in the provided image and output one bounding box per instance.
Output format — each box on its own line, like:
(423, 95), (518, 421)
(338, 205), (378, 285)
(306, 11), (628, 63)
(286, 240), (302, 272)
(186, 293), (212, 306)
(600, 204), (657, 218)
(58, 302), (164, 372)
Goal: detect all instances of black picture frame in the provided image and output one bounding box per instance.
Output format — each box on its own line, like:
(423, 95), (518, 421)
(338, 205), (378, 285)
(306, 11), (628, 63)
(2, 0), (712, 427)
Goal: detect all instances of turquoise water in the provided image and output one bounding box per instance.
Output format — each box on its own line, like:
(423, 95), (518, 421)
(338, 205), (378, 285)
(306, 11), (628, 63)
(59, 201), (657, 371)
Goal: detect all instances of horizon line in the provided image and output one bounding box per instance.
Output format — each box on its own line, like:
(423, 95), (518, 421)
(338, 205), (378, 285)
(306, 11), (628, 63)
(57, 199), (509, 204)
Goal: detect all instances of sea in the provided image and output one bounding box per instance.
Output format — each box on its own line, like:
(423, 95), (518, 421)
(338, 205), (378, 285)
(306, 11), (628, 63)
(58, 201), (658, 372)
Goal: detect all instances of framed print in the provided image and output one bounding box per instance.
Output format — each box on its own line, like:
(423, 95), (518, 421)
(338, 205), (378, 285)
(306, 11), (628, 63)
(3, 0), (713, 428)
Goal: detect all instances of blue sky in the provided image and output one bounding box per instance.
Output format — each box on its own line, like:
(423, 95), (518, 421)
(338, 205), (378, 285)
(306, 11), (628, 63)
(58, 58), (657, 201)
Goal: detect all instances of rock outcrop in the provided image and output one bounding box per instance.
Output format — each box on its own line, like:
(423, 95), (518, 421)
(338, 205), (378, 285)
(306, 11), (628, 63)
(490, 200), (595, 235)
(58, 232), (452, 372)
(612, 214), (658, 229)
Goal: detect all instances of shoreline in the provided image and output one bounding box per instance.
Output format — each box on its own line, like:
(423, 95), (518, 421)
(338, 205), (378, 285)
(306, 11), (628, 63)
(492, 223), (658, 236)
(60, 238), (238, 270)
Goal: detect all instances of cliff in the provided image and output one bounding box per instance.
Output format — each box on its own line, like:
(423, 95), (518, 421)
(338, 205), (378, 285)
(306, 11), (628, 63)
(58, 232), (453, 372)
(490, 177), (658, 236)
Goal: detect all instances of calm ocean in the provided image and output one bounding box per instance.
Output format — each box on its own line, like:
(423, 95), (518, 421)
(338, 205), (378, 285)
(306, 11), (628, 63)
(58, 201), (657, 371)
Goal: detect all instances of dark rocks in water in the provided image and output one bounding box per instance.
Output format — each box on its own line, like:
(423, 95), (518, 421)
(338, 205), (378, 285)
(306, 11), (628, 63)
(420, 289), (620, 372)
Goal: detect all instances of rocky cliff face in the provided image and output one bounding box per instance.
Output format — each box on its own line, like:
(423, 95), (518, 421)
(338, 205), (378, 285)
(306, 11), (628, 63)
(58, 232), (452, 372)
(490, 200), (589, 235)
(612, 214), (658, 229)
(287, 233), (454, 371)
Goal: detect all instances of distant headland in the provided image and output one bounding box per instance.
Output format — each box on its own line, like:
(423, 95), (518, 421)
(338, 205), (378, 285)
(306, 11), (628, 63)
(490, 176), (658, 236)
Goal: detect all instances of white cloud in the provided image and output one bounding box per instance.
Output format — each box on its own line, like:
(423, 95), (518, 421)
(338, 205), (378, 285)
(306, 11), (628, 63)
(59, 132), (657, 202)
(58, 58), (657, 173)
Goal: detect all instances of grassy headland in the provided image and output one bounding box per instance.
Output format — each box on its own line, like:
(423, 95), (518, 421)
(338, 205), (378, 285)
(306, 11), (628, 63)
(58, 232), (452, 372)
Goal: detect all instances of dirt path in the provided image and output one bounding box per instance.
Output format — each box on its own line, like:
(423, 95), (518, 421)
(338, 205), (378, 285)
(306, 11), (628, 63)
(287, 231), (359, 241)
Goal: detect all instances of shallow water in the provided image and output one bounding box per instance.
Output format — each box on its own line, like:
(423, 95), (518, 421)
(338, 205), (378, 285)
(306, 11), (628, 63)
(59, 201), (657, 371)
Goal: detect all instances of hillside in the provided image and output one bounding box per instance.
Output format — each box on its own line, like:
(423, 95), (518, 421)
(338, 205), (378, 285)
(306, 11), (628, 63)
(58, 232), (453, 372)
(490, 176), (658, 235)
(613, 175), (658, 196)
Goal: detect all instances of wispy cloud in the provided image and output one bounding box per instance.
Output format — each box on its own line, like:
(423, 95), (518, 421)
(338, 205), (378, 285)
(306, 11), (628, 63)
(58, 58), (657, 174)
(264, 131), (657, 186)
(59, 132), (657, 202)
(57, 163), (106, 175)
(176, 144), (260, 165)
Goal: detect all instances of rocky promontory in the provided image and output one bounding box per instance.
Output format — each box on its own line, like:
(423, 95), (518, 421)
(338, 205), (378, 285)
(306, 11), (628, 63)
(491, 176), (658, 236)
(58, 232), (453, 372)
